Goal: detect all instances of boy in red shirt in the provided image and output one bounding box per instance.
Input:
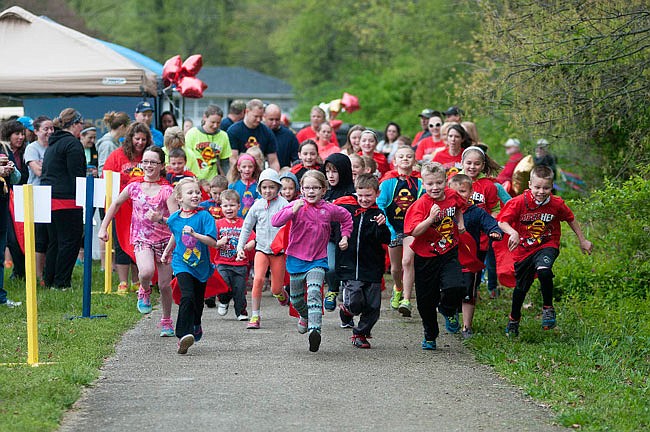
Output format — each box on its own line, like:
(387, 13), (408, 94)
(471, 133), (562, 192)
(498, 166), (593, 336)
(404, 162), (466, 350)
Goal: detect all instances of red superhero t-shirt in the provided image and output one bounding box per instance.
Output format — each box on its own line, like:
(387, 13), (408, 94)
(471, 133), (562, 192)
(497, 189), (574, 262)
(404, 188), (466, 257)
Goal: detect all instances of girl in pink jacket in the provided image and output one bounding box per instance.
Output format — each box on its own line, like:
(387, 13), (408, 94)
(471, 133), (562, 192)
(271, 170), (353, 352)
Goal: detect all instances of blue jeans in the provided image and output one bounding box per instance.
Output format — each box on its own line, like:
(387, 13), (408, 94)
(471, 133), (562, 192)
(0, 197), (9, 303)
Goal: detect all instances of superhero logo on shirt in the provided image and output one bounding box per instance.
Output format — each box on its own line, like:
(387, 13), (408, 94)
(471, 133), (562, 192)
(182, 233), (201, 267)
(195, 142), (220, 169)
(241, 190), (255, 216)
(470, 191), (485, 205)
(429, 213), (456, 254)
(522, 219), (551, 248)
(394, 188), (415, 217)
(128, 166), (144, 177)
(246, 136), (259, 149)
(208, 206), (224, 220)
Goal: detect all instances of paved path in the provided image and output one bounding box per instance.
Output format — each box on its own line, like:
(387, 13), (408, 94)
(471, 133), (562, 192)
(59, 290), (565, 432)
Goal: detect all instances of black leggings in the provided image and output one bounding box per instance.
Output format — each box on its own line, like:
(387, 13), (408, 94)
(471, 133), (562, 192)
(175, 272), (207, 339)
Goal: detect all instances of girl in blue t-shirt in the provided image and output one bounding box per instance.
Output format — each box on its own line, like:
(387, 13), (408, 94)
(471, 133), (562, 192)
(227, 153), (261, 218)
(162, 177), (218, 355)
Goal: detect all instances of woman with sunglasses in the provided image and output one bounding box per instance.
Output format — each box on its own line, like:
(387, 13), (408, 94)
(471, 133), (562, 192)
(415, 114), (445, 162)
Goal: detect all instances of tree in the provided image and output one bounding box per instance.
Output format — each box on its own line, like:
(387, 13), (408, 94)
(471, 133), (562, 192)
(460, 0), (650, 181)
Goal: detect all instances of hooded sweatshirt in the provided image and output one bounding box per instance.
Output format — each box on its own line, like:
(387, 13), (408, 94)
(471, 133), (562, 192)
(322, 153), (355, 201)
(41, 129), (86, 200)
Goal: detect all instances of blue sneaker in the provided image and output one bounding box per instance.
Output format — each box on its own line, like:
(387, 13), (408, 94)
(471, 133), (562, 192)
(137, 288), (152, 314)
(444, 312), (460, 333)
(506, 316), (520, 337)
(159, 318), (174, 337)
(324, 291), (337, 311)
(422, 339), (436, 350)
(542, 307), (556, 330)
(193, 325), (203, 342)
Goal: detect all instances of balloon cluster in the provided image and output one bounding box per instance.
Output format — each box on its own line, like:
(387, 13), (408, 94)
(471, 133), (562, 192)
(162, 54), (208, 98)
(318, 92), (360, 131)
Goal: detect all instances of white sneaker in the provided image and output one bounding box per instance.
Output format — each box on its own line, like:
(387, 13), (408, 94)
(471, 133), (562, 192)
(1, 299), (21, 308)
(217, 302), (229, 316)
(237, 314), (248, 321)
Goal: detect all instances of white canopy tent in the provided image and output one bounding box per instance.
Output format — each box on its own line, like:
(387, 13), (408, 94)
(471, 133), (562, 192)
(0, 6), (158, 96)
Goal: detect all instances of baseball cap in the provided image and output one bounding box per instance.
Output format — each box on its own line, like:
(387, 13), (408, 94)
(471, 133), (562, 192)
(536, 138), (549, 148)
(444, 106), (464, 117)
(17, 116), (34, 131)
(418, 109), (435, 118)
(504, 138), (520, 148)
(135, 101), (154, 113)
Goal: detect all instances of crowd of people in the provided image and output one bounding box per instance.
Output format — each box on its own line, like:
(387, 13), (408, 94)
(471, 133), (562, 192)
(0, 99), (593, 355)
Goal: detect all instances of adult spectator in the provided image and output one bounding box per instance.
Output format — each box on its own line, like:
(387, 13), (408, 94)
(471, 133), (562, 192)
(40, 108), (86, 289)
(220, 99), (246, 132)
(315, 122), (340, 160)
(444, 106), (464, 123)
(159, 111), (178, 134)
(227, 99), (280, 171)
(96, 111), (130, 177)
(23, 116), (54, 283)
(183, 118), (194, 135)
(534, 138), (557, 179)
(184, 104), (232, 179)
(134, 101), (163, 147)
(433, 123), (469, 173)
(415, 114), (445, 162)
(264, 103), (299, 169)
(17, 116), (36, 144)
(80, 122), (98, 175)
(0, 137), (22, 306)
(377, 122), (401, 164)
(102, 122), (151, 293)
(412, 109), (437, 149)
(295, 106), (339, 146)
(496, 138), (524, 185)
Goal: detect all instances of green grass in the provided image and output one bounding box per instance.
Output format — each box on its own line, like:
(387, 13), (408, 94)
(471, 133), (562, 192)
(467, 286), (650, 431)
(0, 264), (144, 432)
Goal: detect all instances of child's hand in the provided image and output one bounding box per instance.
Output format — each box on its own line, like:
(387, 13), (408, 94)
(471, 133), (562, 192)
(489, 231), (502, 240)
(339, 236), (349, 250)
(374, 214), (386, 226)
(216, 236), (229, 249)
(145, 209), (161, 222)
(580, 239), (593, 255)
(507, 232), (520, 251)
(235, 250), (247, 261)
(429, 204), (441, 221)
(292, 199), (305, 213)
(182, 225), (195, 237)
(97, 228), (108, 242)
(161, 249), (171, 264)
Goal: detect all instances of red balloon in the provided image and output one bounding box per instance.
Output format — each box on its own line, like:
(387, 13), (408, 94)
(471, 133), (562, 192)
(330, 119), (343, 130)
(341, 92), (360, 113)
(177, 76), (207, 98)
(162, 55), (182, 86)
(181, 54), (203, 77)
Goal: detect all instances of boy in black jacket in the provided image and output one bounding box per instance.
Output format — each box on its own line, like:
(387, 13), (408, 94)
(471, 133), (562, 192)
(335, 174), (391, 348)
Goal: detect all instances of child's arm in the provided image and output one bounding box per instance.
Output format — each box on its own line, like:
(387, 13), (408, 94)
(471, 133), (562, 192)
(455, 209), (466, 234)
(97, 187), (130, 241)
(479, 210), (503, 240)
(411, 204), (442, 237)
(498, 221), (520, 251)
(161, 235), (176, 264)
(183, 225), (218, 248)
(567, 219), (593, 255)
(271, 201), (299, 227)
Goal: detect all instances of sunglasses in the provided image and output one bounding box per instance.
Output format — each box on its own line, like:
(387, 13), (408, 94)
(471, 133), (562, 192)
(428, 123), (442, 128)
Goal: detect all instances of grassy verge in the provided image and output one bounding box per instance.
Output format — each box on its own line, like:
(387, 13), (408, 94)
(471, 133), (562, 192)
(468, 278), (650, 431)
(0, 264), (144, 432)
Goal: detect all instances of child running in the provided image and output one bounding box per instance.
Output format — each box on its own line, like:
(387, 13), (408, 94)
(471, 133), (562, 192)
(403, 162), (466, 350)
(214, 189), (254, 321)
(271, 170), (353, 352)
(336, 174), (391, 348)
(161, 177), (218, 354)
(200, 175), (228, 220)
(498, 165), (593, 336)
(378, 145), (422, 317)
(166, 148), (196, 186)
(98, 146), (177, 336)
(290, 140), (321, 181)
(228, 153), (261, 218)
(448, 174), (502, 338)
(236, 168), (290, 329)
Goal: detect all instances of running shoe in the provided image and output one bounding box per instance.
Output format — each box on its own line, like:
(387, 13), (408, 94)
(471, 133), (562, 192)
(217, 302), (229, 316)
(398, 299), (412, 317)
(308, 329), (321, 352)
(159, 318), (175, 337)
(390, 287), (402, 310)
(297, 317), (308, 334)
(324, 291), (338, 311)
(137, 287), (152, 314)
(193, 325), (203, 342)
(422, 339), (436, 350)
(177, 334), (194, 354)
(116, 281), (128, 295)
(351, 334), (371, 349)
(542, 306), (556, 330)
(505, 316), (520, 337)
(246, 315), (260, 329)
(443, 312), (460, 333)
(274, 288), (290, 306)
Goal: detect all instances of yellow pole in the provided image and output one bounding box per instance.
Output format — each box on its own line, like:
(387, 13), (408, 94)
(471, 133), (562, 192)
(104, 171), (113, 294)
(23, 185), (39, 365)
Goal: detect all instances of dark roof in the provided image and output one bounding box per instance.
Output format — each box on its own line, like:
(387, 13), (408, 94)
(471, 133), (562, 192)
(197, 66), (293, 98)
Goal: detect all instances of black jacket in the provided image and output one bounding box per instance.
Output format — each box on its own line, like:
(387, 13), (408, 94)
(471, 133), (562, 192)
(335, 198), (391, 283)
(41, 129), (86, 199)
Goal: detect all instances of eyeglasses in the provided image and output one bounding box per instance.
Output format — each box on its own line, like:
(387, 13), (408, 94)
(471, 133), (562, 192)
(302, 186), (323, 191)
(428, 123), (442, 128)
(141, 160), (161, 166)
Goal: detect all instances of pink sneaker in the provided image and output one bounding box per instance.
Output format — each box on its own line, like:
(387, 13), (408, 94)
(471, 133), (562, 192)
(297, 316), (308, 334)
(274, 288), (290, 306)
(159, 318), (174, 337)
(247, 315), (260, 329)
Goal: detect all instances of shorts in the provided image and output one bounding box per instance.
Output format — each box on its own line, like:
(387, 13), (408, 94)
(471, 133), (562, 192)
(514, 247), (559, 292)
(134, 240), (169, 262)
(388, 233), (406, 248)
